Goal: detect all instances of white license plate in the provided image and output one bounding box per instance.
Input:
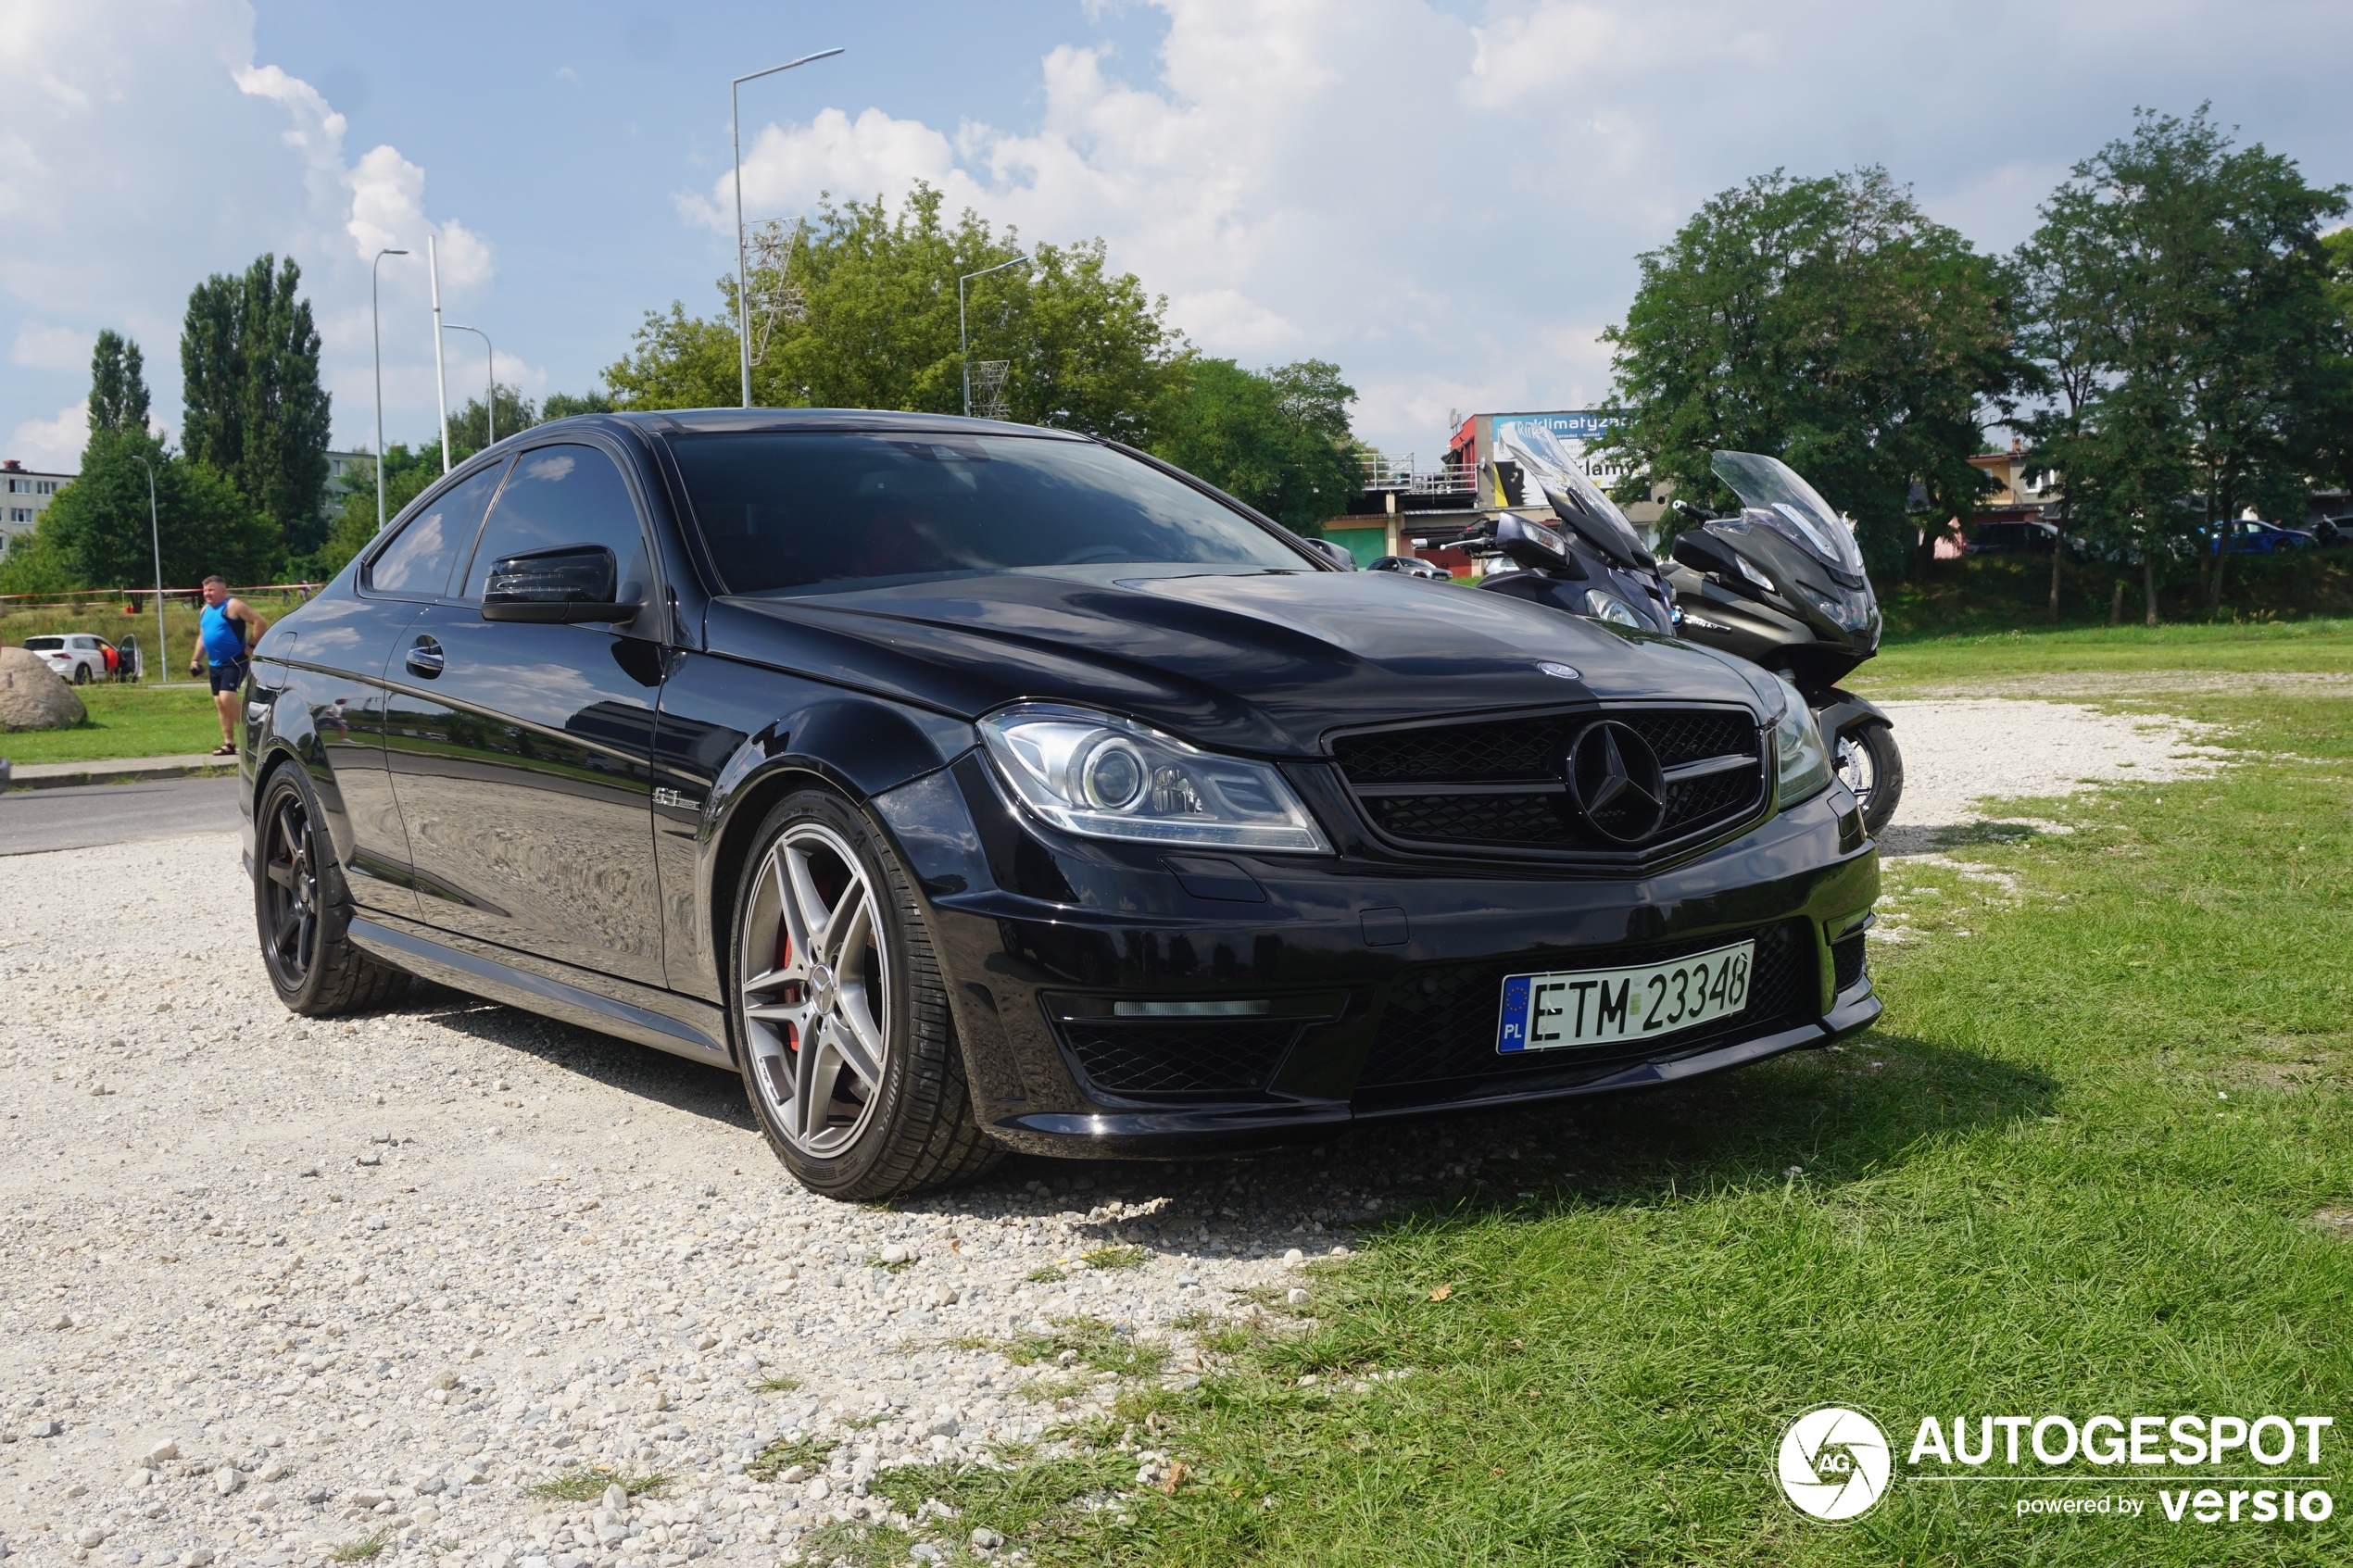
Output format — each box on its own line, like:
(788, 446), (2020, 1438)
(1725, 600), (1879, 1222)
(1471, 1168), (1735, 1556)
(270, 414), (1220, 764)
(1496, 939), (1755, 1054)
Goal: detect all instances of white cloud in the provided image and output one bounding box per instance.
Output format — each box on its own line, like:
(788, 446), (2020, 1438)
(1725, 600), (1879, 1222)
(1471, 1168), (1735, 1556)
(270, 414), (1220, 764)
(11, 323), (84, 370)
(698, 0), (2353, 451)
(6, 402), (87, 473)
(0, 0), (496, 456)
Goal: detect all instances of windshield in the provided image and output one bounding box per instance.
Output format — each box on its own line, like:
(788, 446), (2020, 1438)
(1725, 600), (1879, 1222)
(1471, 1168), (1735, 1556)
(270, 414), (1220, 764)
(1710, 451), (1864, 575)
(1491, 420), (1653, 569)
(671, 432), (1312, 596)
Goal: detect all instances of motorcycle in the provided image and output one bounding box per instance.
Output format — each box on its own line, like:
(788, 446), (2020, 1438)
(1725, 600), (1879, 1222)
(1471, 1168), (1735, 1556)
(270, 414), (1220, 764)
(1453, 442), (1903, 836)
(1463, 439), (1678, 634)
(1664, 451), (1903, 835)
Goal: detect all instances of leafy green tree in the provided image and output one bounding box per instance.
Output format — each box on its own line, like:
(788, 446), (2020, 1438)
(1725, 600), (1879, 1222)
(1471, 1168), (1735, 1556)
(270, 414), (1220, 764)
(1150, 358), (1359, 530)
(2018, 108), (2349, 617)
(447, 383), (538, 454)
(0, 526), (82, 597)
(181, 253), (333, 562)
(542, 389), (617, 421)
(40, 433), (276, 590)
(607, 185), (1181, 439)
(311, 444), (446, 581)
(1596, 168), (2024, 578)
(88, 330), (151, 436)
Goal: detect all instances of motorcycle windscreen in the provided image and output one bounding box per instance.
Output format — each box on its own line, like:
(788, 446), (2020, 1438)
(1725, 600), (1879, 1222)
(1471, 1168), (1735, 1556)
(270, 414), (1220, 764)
(1709, 451), (1866, 577)
(1488, 419), (1655, 571)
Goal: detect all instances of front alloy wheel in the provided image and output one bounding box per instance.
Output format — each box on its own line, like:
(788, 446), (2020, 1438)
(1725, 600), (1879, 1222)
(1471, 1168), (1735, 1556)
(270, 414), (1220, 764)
(731, 790), (1003, 1199)
(740, 819), (893, 1158)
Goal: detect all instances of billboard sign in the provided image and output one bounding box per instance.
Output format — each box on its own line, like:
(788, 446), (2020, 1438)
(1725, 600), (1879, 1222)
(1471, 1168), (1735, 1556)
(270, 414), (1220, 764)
(1486, 410), (1635, 508)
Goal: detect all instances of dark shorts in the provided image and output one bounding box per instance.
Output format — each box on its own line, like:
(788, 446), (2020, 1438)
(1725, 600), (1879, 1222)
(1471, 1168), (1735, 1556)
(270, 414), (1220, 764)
(208, 657), (250, 696)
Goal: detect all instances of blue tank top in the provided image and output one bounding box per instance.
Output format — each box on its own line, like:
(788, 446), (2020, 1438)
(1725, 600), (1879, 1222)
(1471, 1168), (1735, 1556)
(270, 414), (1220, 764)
(200, 603), (247, 666)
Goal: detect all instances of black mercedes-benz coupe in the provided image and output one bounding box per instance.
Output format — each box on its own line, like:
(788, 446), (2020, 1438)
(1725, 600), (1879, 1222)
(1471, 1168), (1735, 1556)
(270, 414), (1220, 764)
(241, 410), (1880, 1198)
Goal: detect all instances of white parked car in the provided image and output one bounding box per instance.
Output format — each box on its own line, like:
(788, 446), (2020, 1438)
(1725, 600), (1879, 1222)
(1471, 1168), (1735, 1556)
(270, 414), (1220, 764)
(22, 633), (114, 684)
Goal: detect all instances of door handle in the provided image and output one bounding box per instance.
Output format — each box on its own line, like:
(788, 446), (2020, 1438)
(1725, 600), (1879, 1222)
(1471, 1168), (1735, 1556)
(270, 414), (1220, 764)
(406, 637), (446, 678)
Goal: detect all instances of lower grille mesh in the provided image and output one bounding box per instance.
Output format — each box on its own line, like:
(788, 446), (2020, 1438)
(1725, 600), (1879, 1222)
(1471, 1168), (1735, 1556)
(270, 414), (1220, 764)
(1061, 1020), (1301, 1098)
(1832, 933), (1867, 994)
(1356, 921), (1817, 1090)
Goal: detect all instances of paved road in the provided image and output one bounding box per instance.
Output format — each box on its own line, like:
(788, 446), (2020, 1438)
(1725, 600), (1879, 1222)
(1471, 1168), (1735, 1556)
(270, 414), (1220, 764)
(0, 774), (242, 856)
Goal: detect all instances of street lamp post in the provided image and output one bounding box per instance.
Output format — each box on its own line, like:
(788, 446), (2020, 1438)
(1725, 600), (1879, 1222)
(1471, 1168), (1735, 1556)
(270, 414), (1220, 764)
(732, 46), (844, 408)
(960, 255), (1030, 418)
(443, 324), (496, 446)
(129, 452), (165, 682)
(372, 247), (409, 533)
(429, 234), (451, 473)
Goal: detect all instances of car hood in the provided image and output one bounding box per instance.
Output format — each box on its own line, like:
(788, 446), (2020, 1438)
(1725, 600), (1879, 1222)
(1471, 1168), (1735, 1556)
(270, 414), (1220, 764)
(707, 569), (1771, 756)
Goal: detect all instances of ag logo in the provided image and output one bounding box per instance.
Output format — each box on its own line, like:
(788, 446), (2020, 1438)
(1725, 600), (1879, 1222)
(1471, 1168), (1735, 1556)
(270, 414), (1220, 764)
(1776, 1405), (1892, 1523)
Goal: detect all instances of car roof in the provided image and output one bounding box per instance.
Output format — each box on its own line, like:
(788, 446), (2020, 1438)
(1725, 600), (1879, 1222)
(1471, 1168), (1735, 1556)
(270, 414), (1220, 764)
(535, 408), (1094, 442)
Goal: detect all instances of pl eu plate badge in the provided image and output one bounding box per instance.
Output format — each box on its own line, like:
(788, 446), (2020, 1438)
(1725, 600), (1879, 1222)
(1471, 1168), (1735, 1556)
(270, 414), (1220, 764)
(1500, 976), (1532, 1053)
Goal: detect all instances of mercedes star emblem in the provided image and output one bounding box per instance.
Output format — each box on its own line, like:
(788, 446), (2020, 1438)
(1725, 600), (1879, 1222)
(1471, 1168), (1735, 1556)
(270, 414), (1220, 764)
(1567, 720), (1668, 843)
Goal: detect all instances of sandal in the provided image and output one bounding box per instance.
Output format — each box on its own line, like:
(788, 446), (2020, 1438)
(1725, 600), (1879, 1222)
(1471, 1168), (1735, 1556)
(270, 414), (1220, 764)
(210, 743), (236, 757)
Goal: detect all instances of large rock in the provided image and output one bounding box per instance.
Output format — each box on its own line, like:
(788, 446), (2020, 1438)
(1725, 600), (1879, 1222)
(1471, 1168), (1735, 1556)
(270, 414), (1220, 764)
(0, 645), (87, 730)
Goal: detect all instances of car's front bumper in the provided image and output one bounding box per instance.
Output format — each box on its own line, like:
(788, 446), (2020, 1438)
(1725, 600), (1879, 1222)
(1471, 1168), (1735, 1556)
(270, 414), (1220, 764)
(871, 753), (1881, 1158)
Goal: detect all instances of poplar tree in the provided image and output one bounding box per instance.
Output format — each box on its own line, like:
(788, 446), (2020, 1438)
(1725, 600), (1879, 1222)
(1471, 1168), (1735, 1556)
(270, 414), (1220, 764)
(181, 254), (333, 561)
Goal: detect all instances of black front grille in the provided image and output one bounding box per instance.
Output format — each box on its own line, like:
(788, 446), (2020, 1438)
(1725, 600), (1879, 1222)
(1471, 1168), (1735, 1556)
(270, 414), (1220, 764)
(1060, 1020), (1302, 1098)
(1832, 933), (1867, 994)
(1333, 708), (1763, 853)
(1355, 921), (1817, 1091)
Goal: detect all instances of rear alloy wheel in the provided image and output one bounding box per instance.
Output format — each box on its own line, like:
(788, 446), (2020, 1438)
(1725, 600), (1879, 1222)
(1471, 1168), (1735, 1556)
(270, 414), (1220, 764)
(733, 790), (1002, 1199)
(1833, 721), (1905, 839)
(253, 766), (409, 1015)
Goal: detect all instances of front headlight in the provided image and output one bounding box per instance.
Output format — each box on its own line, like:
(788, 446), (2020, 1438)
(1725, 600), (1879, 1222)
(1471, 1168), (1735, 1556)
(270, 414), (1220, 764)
(1771, 676), (1832, 807)
(1584, 589), (1645, 628)
(980, 704), (1333, 854)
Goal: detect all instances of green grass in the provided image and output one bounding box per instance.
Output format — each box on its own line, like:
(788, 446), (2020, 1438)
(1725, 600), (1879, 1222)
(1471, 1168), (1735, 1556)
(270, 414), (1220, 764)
(912, 665), (2352, 1564)
(0, 680), (223, 762)
(992, 1318), (1173, 1381)
(757, 1373), (804, 1392)
(748, 1436), (837, 1480)
(1026, 1265), (1069, 1284)
(1081, 1246), (1150, 1271)
(325, 1532), (389, 1562)
(522, 1468), (670, 1501)
(1859, 615), (2353, 693)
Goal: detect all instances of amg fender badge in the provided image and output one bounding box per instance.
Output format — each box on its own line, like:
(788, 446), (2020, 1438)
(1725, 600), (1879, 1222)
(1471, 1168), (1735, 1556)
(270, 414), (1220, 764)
(653, 787), (701, 811)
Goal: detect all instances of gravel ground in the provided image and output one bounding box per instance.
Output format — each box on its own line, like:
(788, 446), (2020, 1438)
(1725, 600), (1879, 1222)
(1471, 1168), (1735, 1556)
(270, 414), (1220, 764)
(0, 697), (2240, 1568)
(1874, 698), (2229, 856)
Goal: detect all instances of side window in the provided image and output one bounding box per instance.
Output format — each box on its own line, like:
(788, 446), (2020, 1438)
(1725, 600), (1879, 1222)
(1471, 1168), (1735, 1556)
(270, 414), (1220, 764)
(457, 444), (652, 606)
(365, 461), (509, 597)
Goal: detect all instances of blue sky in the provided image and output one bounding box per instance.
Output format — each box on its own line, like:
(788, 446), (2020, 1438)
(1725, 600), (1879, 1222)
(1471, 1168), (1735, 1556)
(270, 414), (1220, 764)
(5, 1), (2349, 474)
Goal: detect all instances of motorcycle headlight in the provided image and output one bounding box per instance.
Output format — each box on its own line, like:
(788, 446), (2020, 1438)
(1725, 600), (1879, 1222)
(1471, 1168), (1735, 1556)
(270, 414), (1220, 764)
(1584, 590), (1645, 628)
(1771, 676), (1832, 808)
(980, 704), (1333, 854)
(1799, 583), (1875, 633)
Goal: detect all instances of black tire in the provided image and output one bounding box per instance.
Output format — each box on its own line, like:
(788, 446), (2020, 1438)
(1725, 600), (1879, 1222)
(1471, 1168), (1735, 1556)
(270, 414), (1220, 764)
(72, 662), (89, 685)
(254, 764), (409, 1015)
(1836, 721), (1905, 839)
(729, 788), (1004, 1200)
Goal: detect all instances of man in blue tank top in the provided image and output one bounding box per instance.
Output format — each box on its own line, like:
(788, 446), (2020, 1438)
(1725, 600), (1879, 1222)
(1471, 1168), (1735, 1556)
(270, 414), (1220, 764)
(188, 574), (269, 757)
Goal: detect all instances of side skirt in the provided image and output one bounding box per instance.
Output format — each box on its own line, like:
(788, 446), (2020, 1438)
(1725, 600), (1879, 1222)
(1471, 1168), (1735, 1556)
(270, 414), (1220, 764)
(348, 914), (731, 1066)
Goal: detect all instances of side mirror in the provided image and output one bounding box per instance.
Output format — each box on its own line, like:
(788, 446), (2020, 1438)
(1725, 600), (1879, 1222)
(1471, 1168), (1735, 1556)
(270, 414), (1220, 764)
(1493, 515), (1586, 578)
(482, 545), (635, 623)
(1301, 537), (1357, 571)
